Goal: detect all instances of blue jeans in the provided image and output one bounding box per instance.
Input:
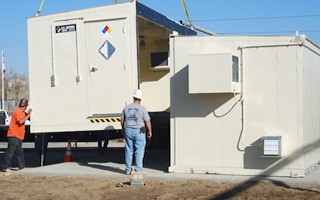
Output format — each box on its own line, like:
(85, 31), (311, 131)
(125, 128), (146, 173)
(5, 137), (25, 169)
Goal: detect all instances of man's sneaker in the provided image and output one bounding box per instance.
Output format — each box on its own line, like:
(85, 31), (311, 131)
(125, 171), (131, 175)
(4, 168), (11, 172)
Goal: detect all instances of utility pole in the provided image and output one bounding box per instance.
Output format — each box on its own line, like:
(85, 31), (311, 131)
(1, 48), (5, 110)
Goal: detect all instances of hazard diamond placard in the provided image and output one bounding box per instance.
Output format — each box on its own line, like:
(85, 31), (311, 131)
(99, 40), (116, 60)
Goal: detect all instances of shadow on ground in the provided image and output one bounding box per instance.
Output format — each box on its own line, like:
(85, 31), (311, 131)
(0, 143), (170, 173)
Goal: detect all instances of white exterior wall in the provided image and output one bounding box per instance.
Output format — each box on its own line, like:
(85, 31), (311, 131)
(301, 42), (320, 172)
(169, 35), (320, 177)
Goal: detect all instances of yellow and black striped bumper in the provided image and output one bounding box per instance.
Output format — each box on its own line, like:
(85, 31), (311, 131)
(89, 117), (121, 123)
(88, 113), (121, 123)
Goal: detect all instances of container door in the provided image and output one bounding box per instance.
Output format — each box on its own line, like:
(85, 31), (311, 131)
(51, 22), (87, 125)
(85, 18), (128, 116)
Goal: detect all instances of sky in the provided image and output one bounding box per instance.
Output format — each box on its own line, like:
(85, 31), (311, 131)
(0, 0), (320, 77)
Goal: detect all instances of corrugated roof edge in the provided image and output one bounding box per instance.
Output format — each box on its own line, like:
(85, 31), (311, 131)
(136, 2), (197, 36)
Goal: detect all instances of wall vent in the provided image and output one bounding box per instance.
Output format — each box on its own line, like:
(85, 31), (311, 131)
(262, 136), (282, 158)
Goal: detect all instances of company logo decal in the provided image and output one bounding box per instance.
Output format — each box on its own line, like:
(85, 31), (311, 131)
(56, 24), (76, 33)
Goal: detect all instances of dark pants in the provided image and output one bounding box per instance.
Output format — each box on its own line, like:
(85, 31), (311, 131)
(97, 131), (109, 153)
(5, 137), (25, 169)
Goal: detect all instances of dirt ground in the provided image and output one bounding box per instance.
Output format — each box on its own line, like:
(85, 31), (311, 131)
(0, 173), (319, 200)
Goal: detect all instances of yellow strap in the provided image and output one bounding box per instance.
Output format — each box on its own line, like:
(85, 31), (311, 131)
(180, 0), (193, 27)
(115, 0), (119, 3)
